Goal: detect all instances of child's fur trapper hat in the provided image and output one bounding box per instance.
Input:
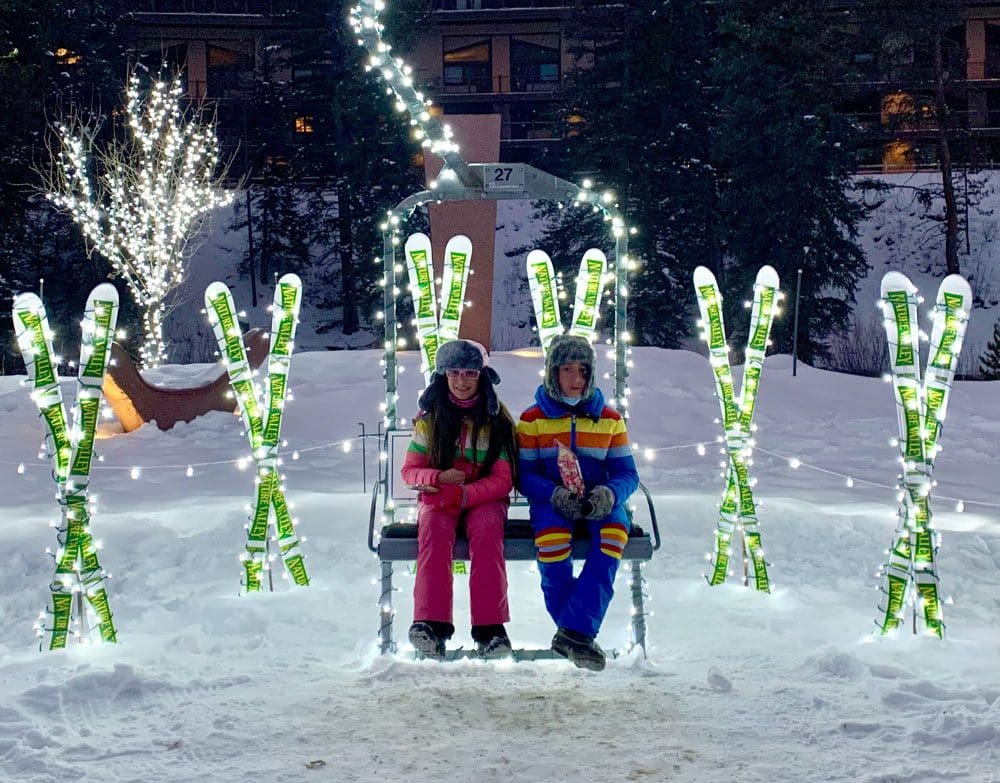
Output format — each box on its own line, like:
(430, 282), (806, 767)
(544, 334), (596, 400)
(418, 339), (500, 414)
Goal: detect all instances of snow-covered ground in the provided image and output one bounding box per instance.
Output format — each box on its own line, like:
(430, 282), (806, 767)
(1, 345), (999, 782)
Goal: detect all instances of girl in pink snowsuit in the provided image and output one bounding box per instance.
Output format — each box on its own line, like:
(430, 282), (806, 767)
(400, 339), (518, 660)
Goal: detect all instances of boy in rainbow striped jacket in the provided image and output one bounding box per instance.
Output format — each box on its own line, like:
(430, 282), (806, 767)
(516, 334), (639, 671)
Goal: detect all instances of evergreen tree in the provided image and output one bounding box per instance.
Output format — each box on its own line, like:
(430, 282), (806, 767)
(234, 0), (421, 341)
(533, 0), (719, 346)
(711, 0), (868, 362)
(981, 317), (1000, 380)
(0, 1), (129, 373)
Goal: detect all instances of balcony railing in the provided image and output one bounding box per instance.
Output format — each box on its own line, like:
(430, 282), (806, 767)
(510, 74), (559, 93)
(427, 75), (560, 95)
(841, 109), (1000, 132)
(433, 0), (569, 9)
(134, 0), (303, 13)
(503, 120), (563, 141)
(441, 76), (494, 94)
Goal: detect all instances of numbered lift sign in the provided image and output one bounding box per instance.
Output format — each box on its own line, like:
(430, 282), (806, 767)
(482, 163), (525, 191)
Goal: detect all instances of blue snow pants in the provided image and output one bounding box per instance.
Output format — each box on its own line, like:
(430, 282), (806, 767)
(530, 503), (630, 639)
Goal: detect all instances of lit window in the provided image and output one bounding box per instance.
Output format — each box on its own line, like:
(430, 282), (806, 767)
(295, 116), (314, 133)
(55, 48), (81, 66)
(883, 141), (915, 172)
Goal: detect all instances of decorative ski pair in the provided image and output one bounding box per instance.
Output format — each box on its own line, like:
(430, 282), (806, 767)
(13, 285), (120, 648)
(205, 275), (310, 592)
(526, 248), (608, 355)
(694, 266), (781, 592)
(876, 273), (971, 638)
(404, 233), (473, 384)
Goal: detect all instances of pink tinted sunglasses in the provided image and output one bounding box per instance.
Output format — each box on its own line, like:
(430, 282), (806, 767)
(445, 369), (480, 380)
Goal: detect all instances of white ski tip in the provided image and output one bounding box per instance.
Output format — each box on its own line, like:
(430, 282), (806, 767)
(583, 248), (607, 264)
(938, 274), (972, 306)
(276, 273), (302, 289)
(405, 232), (431, 251)
(692, 266), (717, 289)
(445, 235), (472, 253)
(755, 265), (779, 290)
(204, 281), (233, 309)
(88, 283), (119, 306)
(527, 249), (551, 267)
(12, 292), (43, 313)
(881, 271), (914, 298)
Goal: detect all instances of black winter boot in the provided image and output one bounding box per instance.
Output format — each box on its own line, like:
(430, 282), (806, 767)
(472, 624), (512, 659)
(409, 622), (447, 660)
(551, 627), (606, 671)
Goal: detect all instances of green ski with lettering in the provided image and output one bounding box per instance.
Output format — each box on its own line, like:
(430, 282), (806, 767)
(876, 272), (971, 638)
(13, 284), (120, 648)
(526, 249), (563, 355)
(439, 234), (472, 343)
(569, 249), (608, 341)
(404, 232), (440, 383)
(205, 275), (309, 592)
(693, 265), (780, 591)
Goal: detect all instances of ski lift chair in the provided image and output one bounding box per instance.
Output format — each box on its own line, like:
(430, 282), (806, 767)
(365, 166), (661, 660)
(349, 0), (660, 660)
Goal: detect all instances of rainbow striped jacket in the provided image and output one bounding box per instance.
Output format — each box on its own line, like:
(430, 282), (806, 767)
(516, 386), (639, 509)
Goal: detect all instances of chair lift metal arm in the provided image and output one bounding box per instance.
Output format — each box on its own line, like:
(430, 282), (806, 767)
(368, 478), (384, 554)
(636, 481), (661, 551)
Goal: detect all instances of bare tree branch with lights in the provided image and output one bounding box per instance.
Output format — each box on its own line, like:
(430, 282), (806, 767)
(41, 69), (234, 369)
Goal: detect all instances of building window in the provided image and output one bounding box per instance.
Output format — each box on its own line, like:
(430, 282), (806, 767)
(881, 91), (916, 128)
(442, 39), (492, 93)
(511, 38), (559, 92)
(55, 47), (81, 66)
(207, 40), (255, 98)
(509, 103), (557, 140)
(566, 112), (584, 137)
(295, 115), (314, 133)
(987, 22), (1000, 79)
(593, 41), (624, 85)
(883, 140), (915, 172)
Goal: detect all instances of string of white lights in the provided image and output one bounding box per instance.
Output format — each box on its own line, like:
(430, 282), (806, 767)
(633, 439), (996, 511)
(6, 434), (367, 474)
(8, 431), (997, 511)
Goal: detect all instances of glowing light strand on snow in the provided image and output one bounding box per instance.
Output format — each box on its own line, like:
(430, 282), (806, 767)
(47, 71), (233, 370)
(693, 265), (781, 592)
(12, 285), (120, 649)
(875, 272), (971, 638)
(205, 275), (310, 592)
(6, 434), (365, 476)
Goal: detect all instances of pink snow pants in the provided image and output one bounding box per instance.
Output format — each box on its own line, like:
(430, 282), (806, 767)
(413, 500), (510, 627)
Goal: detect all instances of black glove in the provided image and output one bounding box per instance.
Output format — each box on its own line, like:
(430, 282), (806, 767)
(551, 487), (584, 521)
(584, 485), (615, 520)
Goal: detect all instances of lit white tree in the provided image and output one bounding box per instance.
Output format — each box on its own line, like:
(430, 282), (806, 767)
(45, 70), (233, 369)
